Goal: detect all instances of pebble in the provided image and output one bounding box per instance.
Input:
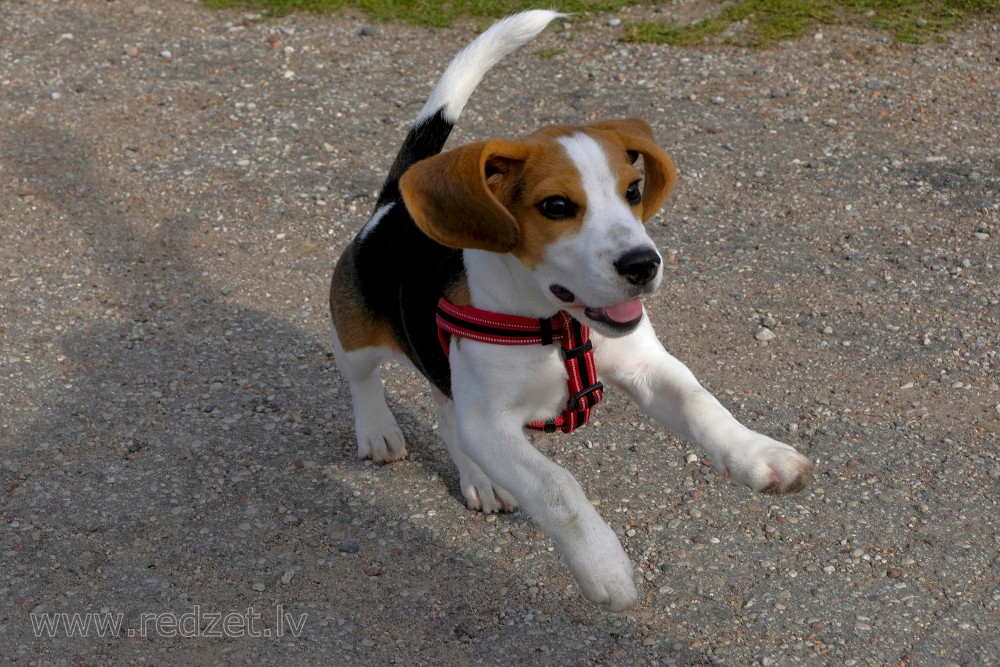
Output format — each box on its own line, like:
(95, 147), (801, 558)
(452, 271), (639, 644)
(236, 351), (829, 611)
(755, 327), (776, 342)
(711, 96), (725, 105)
(124, 45), (139, 57)
(824, 118), (838, 127)
(159, 50), (172, 60)
(761, 315), (777, 328)
(50, 91), (61, 100)
(973, 232), (990, 240)
(251, 582), (265, 592)
(359, 25), (377, 37)
(339, 540), (360, 554)
(280, 570), (295, 585)
(608, 18), (621, 27)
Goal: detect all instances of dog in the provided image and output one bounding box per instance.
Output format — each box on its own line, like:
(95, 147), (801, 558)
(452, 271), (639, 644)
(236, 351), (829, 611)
(329, 10), (813, 611)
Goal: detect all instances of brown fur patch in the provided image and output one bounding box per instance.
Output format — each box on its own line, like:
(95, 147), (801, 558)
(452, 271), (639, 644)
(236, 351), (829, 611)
(329, 243), (400, 353)
(444, 272), (472, 307)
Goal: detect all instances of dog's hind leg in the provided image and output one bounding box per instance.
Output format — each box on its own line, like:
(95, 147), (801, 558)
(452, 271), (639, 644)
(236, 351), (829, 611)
(432, 388), (517, 513)
(330, 322), (408, 463)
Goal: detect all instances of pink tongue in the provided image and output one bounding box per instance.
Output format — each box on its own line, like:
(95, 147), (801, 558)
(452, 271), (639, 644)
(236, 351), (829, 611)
(599, 298), (643, 323)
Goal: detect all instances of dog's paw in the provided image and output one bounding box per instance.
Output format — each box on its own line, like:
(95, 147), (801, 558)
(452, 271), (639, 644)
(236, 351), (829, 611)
(563, 528), (639, 612)
(355, 417), (408, 464)
(718, 434), (813, 495)
(461, 471), (518, 513)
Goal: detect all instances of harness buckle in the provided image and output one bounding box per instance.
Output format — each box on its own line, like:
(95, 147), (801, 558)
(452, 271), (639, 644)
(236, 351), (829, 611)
(560, 339), (593, 361)
(568, 381), (604, 411)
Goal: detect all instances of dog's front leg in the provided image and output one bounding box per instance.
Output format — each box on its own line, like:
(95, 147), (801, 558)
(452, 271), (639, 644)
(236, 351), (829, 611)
(598, 318), (813, 494)
(450, 347), (639, 611)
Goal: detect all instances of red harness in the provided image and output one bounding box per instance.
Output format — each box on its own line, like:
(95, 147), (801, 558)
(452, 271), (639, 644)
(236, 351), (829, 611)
(436, 297), (604, 433)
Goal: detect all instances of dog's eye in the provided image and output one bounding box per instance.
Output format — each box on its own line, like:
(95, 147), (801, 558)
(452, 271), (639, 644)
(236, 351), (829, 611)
(538, 196), (576, 220)
(626, 180), (642, 206)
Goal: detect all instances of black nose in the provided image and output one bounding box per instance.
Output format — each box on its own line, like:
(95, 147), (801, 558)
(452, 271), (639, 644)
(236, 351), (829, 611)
(614, 247), (661, 286)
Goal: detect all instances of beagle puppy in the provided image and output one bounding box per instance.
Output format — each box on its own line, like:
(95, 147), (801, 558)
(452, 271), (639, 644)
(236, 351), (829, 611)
(329, 10), (813, 611)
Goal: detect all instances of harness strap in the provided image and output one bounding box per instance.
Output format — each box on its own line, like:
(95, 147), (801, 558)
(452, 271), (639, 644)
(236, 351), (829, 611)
(436, 298), (603, 434)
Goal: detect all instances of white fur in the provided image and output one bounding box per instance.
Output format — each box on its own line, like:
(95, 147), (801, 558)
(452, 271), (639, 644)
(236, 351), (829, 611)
(330, 323), (407, 462)
(416, 10), (566, 124)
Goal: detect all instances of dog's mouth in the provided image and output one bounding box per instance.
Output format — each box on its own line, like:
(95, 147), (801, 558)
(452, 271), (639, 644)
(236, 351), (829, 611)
(549, 285), (644, 334)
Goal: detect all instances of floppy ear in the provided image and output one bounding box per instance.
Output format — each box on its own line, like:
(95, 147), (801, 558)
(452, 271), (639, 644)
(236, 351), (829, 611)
(591, 118), (677, 222)
(399, 140), (528, 252)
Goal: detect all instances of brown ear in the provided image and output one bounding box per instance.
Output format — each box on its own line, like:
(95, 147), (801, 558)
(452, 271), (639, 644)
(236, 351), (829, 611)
(591, 118), (677, 221)
(399, 140), (528, 252)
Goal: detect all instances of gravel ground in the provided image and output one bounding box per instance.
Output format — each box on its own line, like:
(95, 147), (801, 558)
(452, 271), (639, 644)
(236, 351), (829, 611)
(1, 1), (998, 665)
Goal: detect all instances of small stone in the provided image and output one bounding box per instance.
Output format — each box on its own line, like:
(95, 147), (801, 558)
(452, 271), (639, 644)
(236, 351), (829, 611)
(159, 50), (172, 60)
(824, 118), (838, 127)
(339, 540), (360, 554)
(711, 96), (725, 105)
(822, 325), (834, 335)
(973, 232), (990, 240)
(761, 315), (777, 328)
(608, 18), (621, 27)
(280, 570), (295, 585)
(50, 92), (61, 100)
(251, 582), (265, 592)
(359, 25), (377, 37)
(364, 566), (382, 577)
(755, 327), (776, 342)
(124, 45), (139, 57)
(887, 568), (902, 579)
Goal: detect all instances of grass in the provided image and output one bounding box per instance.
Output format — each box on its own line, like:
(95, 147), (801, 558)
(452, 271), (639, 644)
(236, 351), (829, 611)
(627, 0), (1000, 47)
(203, 0), (1000, 45)
(202, 0), (656, 28)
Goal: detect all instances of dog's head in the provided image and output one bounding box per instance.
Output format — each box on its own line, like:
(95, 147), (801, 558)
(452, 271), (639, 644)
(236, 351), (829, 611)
(399, 119), (676, 336)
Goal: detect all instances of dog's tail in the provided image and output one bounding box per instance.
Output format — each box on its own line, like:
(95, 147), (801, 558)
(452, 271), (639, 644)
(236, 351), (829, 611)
(376, 10), (563, 206)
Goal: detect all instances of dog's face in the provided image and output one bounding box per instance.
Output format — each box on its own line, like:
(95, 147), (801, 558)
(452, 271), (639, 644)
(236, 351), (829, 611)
(400, 119), (676, 336)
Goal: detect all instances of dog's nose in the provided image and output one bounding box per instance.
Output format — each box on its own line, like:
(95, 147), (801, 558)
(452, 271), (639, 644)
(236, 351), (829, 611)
(614, 247), (661, 286)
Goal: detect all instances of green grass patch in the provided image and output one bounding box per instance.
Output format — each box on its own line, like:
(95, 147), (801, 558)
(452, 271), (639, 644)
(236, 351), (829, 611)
(626, 0), (1000, 47)
(536, 47), (567, 58)
(202, 0), (999, 44)
(202, 0), (656, 27)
